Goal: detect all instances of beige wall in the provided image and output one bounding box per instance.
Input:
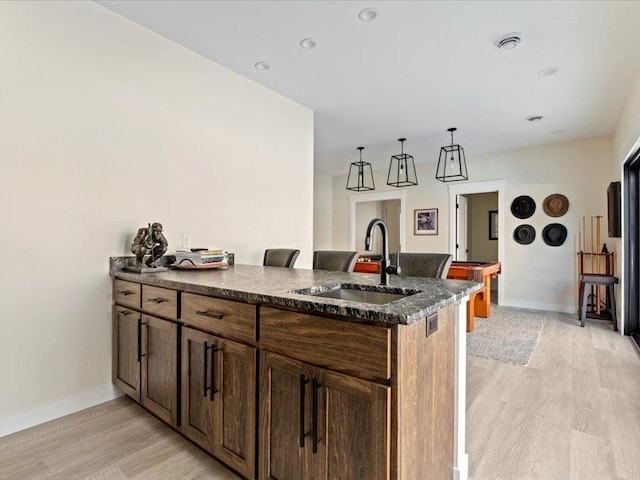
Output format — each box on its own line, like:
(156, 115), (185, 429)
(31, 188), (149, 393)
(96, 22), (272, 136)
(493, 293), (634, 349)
(332, 136), (614, 313)
(313, 172), (333, 251)
(0, 2), (313, 432)
(466, 192), (499, 262)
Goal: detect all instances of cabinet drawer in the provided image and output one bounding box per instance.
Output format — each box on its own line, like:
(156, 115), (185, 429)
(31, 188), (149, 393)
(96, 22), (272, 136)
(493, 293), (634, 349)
(259, 307), (390, 381)
(182, 293), (256, 344)
(141, 285), (178, 320)
(113, 279), (141, 309)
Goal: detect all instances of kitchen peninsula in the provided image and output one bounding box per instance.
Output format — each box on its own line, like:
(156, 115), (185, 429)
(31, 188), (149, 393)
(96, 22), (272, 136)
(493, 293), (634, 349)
(111, 258), (480, 480)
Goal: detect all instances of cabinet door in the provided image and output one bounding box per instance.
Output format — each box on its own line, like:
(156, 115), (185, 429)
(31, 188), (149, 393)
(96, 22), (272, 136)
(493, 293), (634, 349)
(181, 327), (215, 451)
(212, 337), (257, 479)
(312, 369), (390, 480)
(259, 351), (313, 480)
(112, 307), (141, 402)
(141, 314), (178, 426)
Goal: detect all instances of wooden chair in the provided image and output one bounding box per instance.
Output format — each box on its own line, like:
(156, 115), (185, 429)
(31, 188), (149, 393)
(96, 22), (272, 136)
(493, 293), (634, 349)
(313, 251), (359, 273)
(263, 249), (300, 268)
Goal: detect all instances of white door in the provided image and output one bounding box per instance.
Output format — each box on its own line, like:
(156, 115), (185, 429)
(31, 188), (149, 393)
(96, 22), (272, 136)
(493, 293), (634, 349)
(456, 195), (468, 261)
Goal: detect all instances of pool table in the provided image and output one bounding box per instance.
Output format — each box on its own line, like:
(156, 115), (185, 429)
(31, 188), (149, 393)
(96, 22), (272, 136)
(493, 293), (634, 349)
(447, 261), (501, 332)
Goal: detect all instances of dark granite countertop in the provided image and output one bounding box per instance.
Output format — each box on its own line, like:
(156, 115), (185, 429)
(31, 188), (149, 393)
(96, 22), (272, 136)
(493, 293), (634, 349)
(110, 258), (481, 325)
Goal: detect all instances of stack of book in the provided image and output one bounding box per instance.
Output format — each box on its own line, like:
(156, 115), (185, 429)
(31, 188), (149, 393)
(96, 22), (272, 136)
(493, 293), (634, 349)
(174, 249), (226, 266)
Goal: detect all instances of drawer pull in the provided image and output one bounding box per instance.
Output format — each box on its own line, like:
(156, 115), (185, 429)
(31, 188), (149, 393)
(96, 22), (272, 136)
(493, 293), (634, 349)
(137, 319), (148, 362)
(312, 378), (321, 454)
(300, 374), (310, 448)
(119, 290), (134, 296)
(118, 310), (132, 316)
(148, 298), (167, 304)
(203, 342), (212, 397)
(195, 310), (224, 320)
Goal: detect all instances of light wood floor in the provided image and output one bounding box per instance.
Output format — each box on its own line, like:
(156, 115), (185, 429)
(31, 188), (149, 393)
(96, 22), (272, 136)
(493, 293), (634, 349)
(467, 311), (640, 480)
(1, 312), (639, 480)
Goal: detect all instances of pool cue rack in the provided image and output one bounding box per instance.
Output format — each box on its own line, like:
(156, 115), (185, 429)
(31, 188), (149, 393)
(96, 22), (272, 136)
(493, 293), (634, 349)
(577, 215), (615, 320)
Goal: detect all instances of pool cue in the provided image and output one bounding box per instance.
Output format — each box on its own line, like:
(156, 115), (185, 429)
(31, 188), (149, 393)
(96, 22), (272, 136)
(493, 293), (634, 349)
(596, 215), (602, 314)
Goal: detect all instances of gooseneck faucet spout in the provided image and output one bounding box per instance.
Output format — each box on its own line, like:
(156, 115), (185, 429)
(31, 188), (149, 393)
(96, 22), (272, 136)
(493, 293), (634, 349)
(365, 218), (401, 285)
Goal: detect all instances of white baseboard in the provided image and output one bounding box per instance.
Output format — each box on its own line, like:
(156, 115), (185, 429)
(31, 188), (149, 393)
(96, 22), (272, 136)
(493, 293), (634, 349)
(0, 384), (122, 438)
(502, 299), (576, 314)
(453, 452), (469, 480)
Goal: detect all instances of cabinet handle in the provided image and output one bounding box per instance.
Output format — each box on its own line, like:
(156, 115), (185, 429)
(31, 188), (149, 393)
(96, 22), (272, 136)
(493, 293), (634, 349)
(148, 298), (166, 304)
(195, 310), (224, 320)
(203, 342), (212, 397)
(118, 310), (131, 316)
(300, 374), (310, 448)
(210, 347), (220, 400)
(137, 318), (147, 362)
(312, 378), (321, 454)
(119, 290), (134, 296)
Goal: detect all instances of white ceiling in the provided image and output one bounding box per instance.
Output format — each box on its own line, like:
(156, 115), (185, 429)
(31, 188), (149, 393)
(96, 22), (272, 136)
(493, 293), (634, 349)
(97, 1), (640, 175)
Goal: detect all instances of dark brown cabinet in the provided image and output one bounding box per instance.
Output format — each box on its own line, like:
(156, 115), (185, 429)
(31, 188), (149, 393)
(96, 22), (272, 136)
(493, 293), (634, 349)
(112, 306), (141, 402)
(112, 280), (178, 427)
(181, 326), (257, 479)
(141, 314), (178, 426)
(259, 351), (389, 480)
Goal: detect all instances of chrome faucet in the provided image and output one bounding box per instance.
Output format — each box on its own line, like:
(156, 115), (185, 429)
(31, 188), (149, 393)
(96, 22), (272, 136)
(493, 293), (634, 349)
(365, 218), (401, 285)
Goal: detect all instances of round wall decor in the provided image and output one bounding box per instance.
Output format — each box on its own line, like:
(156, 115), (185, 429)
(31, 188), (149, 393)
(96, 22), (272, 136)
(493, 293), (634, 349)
(511, 195), (536, 219)
(514, 224), (536, 245)
(542, 194), (569, 217)
(542, 223), (567, 246)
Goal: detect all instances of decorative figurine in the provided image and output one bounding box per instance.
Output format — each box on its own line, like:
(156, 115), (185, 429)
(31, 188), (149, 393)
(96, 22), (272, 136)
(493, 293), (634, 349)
(130, 222), (168, 268)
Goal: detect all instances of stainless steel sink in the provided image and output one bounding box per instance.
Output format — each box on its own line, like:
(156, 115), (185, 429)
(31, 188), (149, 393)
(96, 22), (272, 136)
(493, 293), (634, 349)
(293, 283), (420, 305)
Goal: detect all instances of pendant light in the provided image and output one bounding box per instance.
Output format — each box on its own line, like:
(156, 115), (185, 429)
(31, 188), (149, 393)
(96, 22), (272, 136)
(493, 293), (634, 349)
(436, 127), (468, 182)
(346, 147), (375, 191)
(387, 138), (418, 187)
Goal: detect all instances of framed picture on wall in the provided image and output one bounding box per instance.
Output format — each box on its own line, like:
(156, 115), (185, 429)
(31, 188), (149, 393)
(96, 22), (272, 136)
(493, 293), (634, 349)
(489, 210), (498, 240)
(414, 208), (438, 235)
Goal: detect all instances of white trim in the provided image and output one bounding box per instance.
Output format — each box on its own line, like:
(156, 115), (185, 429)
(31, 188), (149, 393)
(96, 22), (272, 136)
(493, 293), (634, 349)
(453, 297), (469, 480)
(502, 299), (576, 314)
(619, 135), (640, 335)
(448, 180), (506, 307)
(0, 384), (122, 438)
(348, 190), (407, 251)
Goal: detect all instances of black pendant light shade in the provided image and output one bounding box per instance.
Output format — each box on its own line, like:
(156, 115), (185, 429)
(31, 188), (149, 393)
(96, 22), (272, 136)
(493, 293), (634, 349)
(436, 128), (468, 182)
(346, 147), (375, 191)
(387, 138), (418, 187)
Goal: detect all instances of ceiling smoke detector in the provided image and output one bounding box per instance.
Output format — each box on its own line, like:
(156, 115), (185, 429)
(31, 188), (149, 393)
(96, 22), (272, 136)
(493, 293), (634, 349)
(254, 61), (270, 71)
(526, 115), (544, 122)
(496, 32), (522, 50)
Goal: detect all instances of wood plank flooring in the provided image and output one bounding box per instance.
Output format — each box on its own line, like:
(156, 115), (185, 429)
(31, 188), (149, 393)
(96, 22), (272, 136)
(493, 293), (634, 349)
(1, 310), (639, 479)
(467, 311), (640, 480)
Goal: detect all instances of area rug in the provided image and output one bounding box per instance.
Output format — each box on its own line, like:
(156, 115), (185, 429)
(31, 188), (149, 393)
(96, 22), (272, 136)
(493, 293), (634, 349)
(467, 305), (549, 366)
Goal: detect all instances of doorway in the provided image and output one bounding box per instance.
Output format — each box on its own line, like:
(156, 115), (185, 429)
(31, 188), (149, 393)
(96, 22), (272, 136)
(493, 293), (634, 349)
(448, 180), (506, 305)
(623, 147), (640, 343)
(349, 190), (406, 253)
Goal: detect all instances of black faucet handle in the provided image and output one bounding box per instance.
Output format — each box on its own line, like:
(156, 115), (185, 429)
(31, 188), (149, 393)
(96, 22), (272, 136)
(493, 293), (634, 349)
(386, 264), (401, 275)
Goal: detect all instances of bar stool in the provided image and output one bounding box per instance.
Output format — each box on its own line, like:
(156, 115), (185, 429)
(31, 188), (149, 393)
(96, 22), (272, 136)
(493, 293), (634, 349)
(578, 274), (618, 331)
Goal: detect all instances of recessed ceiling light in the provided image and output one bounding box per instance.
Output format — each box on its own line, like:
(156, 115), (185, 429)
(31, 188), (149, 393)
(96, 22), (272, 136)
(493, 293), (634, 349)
(254, 61), (270, 71)
(359, 8), (378, 22)
(495, 32), (522, 50)
(538, 66), (559, 77)
(526, 115), (544, 122)
(550, 129), (566, 134)
(300, 38), (317, 49)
